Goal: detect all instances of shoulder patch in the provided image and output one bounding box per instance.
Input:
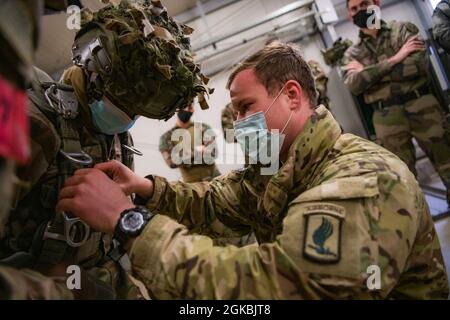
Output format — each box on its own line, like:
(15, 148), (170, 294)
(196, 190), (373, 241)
(302, 203), (344, 264)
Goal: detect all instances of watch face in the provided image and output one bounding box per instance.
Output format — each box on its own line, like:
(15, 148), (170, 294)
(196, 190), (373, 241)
(121, 211), (145, 234)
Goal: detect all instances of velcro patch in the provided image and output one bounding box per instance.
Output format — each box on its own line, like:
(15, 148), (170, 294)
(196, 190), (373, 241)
(303, 204), (344, 264)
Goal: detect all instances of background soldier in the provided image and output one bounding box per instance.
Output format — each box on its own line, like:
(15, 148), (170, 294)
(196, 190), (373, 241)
(432, 0), (450, 54)
(308, 60), (330, 109)
(1, 0), (210, 299)
(58, 43), (448, 299)
(341, 0), (450, 205)
(159, 103), (221, 183)
(221, 102), (237, 144)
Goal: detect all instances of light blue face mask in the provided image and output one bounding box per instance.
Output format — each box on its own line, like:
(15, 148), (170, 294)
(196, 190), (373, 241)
(233, 85), (292, 163)
(90, 96), (138, 135)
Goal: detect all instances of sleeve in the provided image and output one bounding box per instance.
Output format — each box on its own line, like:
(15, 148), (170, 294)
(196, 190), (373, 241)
(13, 99), (60, 204)
(0, 266), (73, 300)
(389, 22), (428, 81)
(432, 1), (450, 53)
(341, 46), (394, 96)
(130, 173), (441, 299)
(143, 171), (253, 239)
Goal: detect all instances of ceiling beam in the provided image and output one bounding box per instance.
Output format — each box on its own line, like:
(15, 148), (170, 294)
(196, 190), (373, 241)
(192, 0), (315, 51)
(175, 0), (241, 24)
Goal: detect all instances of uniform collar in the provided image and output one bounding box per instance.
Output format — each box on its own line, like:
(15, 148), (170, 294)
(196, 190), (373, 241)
(359, 20), (391, 43)
(261, 105), (342, 226)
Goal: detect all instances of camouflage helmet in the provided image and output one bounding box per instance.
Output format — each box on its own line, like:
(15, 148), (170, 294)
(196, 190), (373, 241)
(72, 0), (213, 120)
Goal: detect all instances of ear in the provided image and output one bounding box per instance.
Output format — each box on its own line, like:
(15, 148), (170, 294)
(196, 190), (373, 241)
(285, 80), (303, 110)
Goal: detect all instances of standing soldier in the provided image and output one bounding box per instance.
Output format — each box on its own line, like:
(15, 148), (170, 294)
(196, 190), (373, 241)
(341, 0), (450, 205)
(432, 0), (450, 54)
(308, 60), (330, 109)
(1, 0), (211, 299)
(159, 103), (221, 183)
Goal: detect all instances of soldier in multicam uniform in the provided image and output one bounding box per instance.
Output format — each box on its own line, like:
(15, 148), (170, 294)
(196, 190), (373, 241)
(308, 60), (330, 109)
(159, 103), (221, 183)
(59, 42), (449, 299)
(432, 0), (450, 54)
(0, 0), (211, 299)
(341, 0), (450, 205)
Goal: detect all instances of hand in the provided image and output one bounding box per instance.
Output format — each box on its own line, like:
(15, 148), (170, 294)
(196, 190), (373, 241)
(56, 168), (134, 233)
(95, 160), (154, 199)
(389, 35), (425, 65)
(344, 60), (364, 74)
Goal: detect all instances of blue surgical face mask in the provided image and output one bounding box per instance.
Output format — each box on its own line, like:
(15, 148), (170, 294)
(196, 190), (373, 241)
(90, 96), (138, 135)
(233, 85), (293, 163)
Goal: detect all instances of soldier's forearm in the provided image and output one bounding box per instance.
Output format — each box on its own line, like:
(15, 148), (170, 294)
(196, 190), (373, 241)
(142, 174), (247, 237)
(129, 215), (292, 299)
(344, 59), (394, 95)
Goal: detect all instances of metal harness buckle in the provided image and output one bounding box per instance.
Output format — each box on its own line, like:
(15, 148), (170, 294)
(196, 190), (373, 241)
(60, 150), (94, 167)
(43, 212), (91, 248)
(44, 84), (79, 119)
(123, 145), (144, 156)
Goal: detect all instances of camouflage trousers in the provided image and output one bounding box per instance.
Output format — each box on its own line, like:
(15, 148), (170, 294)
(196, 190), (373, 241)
(373, 94), (450, 201)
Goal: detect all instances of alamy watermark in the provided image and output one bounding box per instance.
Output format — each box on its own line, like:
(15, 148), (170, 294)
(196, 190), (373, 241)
(366, 264), (381, 290)
(66, 5), (81, 30)
(66, 265), (81, 290)
(366, 5), (382, 30)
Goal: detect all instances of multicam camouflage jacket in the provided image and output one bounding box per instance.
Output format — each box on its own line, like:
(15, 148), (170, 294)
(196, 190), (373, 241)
(432, 0), (450, 53)
(341, 20), (429, 104)
(128, 105), (448, 299)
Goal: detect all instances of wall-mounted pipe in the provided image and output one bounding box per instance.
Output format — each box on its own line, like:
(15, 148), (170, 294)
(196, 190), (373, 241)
(192, 0), (315, 51)
(197, 9), (316, 64)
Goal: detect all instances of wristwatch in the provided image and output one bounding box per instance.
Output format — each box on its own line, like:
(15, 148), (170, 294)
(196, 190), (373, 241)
(113, 206), (154, 246)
